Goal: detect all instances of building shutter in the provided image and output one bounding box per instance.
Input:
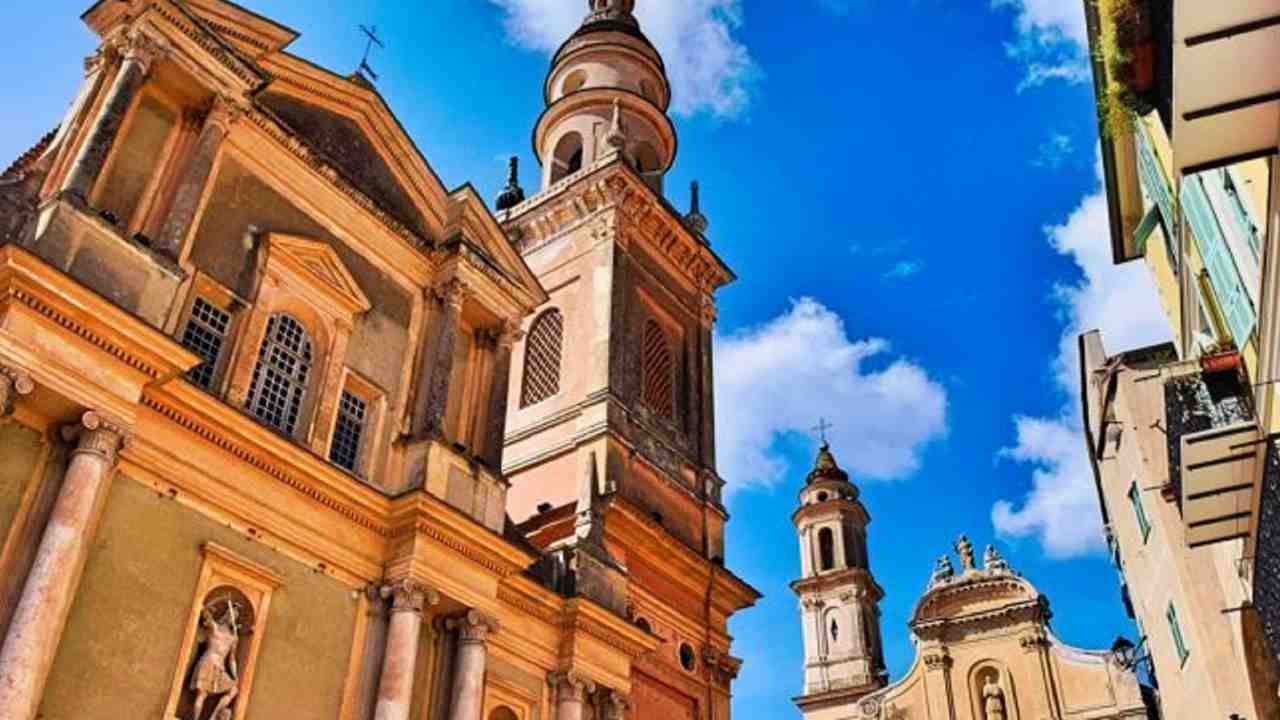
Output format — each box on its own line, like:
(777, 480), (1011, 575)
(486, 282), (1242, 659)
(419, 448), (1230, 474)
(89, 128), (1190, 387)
(1182, 175), (1256, 351)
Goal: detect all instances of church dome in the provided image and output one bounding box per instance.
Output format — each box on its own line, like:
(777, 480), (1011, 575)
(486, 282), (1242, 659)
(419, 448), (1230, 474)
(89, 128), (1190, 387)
(807, 444), (850, 485)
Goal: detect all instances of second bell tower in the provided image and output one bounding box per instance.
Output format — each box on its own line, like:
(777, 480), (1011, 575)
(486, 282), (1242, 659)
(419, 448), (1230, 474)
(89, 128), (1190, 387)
(792, 444), (887, 716)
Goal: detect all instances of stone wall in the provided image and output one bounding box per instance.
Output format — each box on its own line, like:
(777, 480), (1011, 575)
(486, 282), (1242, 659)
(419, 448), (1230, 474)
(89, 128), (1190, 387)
(38, 475), (359, 719)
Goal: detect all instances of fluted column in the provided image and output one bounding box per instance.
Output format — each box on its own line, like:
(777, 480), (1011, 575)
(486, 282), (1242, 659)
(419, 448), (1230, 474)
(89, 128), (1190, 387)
(417, 279), (469, 439)
(549, 671), (595, 720)
(61, 31), (167, 204)
(0, 367), (34, 418)
(154, 96), (242, 258)
(446, 610), (498, 720)
(482, 321), (522, 469)
(373, 579), (438, 720)
(0, 411), (127, 720)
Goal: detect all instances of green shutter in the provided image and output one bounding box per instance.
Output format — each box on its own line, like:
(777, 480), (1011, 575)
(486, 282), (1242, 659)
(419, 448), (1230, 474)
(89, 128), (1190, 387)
(1166, 602), (1190, 666)
(1135, 125), (1177, 267)
(1129, 482), (1152, 542)
(1182, 175), (1256, 351)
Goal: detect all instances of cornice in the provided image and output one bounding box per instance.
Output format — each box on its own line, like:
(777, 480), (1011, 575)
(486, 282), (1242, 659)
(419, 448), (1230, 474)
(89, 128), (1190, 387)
(498, 158), (734, 295)
(388, 491), (536, 580)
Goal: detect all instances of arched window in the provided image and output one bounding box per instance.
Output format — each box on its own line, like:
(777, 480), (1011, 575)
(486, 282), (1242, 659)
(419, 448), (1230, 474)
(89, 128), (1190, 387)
(489, 708), (519, 720)
(641, 319), (674, 420)
(247, 313), (313, 437)
(562, 69), (587, 96)
(521, 309), (564, 408)
(818, 527), (835, 571)
(551, 132), (584, 184)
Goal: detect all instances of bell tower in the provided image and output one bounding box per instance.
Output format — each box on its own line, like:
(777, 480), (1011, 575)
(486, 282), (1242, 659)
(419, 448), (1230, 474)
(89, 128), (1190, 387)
(534, 0), (676, 194)
(792, 444), (886, 716)
(497, 1), (757, 717)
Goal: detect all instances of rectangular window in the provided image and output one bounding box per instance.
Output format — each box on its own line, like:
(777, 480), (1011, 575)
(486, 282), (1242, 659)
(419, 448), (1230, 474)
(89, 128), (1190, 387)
(181, 298), (233, 390)
(1166, 602), (1191, 666)
(329, 390), (369, 473)
(1129, 481), (1153, 543)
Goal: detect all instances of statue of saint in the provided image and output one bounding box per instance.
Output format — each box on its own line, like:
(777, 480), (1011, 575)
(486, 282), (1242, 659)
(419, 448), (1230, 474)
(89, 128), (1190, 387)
(982, 676), (1006, 720)
(930, 555), (955, 586)
(190, 600), (241, 720)
(955, 535), (976, 572)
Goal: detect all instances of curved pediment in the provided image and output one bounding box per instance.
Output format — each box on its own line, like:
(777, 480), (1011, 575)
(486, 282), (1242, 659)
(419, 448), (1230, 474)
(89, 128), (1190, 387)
(909, 570), (1048, 641)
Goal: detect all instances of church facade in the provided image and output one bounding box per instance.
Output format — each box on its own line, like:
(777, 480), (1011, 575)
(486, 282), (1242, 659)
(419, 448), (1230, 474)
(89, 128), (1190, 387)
(0, 1), (756, 719)
(791, 447), (1152, 720)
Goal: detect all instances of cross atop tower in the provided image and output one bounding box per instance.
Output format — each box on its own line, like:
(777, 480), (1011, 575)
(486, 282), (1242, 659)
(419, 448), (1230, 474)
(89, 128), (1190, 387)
(811, 417), (834, 446)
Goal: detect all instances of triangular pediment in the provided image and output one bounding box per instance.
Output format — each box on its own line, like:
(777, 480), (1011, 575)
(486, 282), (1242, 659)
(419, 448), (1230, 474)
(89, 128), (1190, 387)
(446, 186), (548, 311)
(266, 234), (371, 316)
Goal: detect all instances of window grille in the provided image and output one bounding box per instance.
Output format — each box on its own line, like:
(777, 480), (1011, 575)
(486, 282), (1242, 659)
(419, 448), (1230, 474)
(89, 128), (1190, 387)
(247, 314), (313, 436)
(182, 298), (232, 389)
(641, 319), (674, 420)
(521, 309), (563, 408)
(329, 390), (368, 473)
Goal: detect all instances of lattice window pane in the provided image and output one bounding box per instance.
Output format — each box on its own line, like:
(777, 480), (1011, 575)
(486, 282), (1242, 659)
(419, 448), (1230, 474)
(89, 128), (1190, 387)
(329, 390), (368, 473)
(247, 314), (313, 436)
(521, 309), (563, 408)
(641, 319), (674, 420)
(181, 298), (232, 389)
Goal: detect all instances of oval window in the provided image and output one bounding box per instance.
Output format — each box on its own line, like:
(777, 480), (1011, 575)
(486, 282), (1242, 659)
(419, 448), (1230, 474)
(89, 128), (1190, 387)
(679, 642), (697, 673)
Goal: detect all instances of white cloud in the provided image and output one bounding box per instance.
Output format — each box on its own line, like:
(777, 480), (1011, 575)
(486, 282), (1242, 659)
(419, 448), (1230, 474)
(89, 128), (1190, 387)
(884, 259), (924, 280)
(1032, 132), (1075, 169)
(992, 0), (1091, 91)
(715, 298), (948, 496)
(488, 0), (758, 118)
(992, 152), (1170, 558)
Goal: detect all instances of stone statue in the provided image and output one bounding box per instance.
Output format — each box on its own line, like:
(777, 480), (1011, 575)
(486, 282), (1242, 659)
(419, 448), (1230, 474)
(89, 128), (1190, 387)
(190, 600), (241, 720)
(982, 676), (1006, 720)
(955, 535), (976, 572)
(930, 555), (954, 585)
(983, 544), (1010, 572)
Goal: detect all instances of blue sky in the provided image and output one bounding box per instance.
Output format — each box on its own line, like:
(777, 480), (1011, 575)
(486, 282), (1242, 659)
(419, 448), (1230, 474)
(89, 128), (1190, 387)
(1, 1), (1173, 718)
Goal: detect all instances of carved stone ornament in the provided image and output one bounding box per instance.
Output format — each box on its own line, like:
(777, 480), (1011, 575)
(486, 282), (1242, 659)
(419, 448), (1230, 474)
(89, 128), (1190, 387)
(955, 535), (976, 573)
(982, 675), (1007, 720)
(922, 649), (951, 671)
(495, 319), (526, 349)
(204, 96), (246, 133)
(549, 669), (595, 702)
(61, 411), (128, 466)
(983, 544), (1010, 573)
(380, 579), (438, 616)
(597, 688), (629, 720)
(929, 555), (954, 586)
(110, 28), (169, 73)
(446, 609), (499, 645)
(435, 277), (473, 311)
(857, 696), (882, 718)
(1019, 630), (1049, 652)
(0, 366), (34, 417)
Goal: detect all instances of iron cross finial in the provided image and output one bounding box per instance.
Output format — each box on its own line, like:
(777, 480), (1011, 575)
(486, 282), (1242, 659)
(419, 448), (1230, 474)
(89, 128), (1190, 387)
(811, 417), (834, 446)
(357, 25), (384, 82)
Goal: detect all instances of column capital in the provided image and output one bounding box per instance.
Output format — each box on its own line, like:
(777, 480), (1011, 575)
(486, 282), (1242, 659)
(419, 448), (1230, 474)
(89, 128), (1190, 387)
(379, 578), (439, 616)
(922, 648), (952, 671)
(549, 670), (595, 702)
(495, 319), (525, 349)
(699, 295), (718, 328)
(445, 609), (499, 645)
(110, 29), (169, 74)
(0, 366), (34, 418)
(434, 278), (473, 311)
(596, 689), (629, 720)
(61, 411), (129, 466)
(204, 95), (246, 133)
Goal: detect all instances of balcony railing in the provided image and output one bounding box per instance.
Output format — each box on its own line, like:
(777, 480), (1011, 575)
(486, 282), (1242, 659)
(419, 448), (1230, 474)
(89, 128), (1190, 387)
(1256, 442), (1280, 666)
(1165, 360), (1258, 546)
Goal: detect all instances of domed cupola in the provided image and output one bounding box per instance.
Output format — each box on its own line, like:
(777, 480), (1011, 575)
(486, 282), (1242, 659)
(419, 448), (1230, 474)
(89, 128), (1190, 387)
(534, 0), (677, 193)
(799, 444), (859, 507)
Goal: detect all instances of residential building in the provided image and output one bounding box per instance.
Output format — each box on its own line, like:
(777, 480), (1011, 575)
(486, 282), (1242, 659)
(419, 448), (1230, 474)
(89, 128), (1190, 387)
(790, 445), (1150, 720)
(1081, 0), (1280, 716)
(0, 1), (757, 719)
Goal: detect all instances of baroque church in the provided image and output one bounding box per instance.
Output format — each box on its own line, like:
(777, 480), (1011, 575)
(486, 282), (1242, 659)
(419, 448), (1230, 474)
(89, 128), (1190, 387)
(0, 1), (755, 719)
(789, 446), (1154, 720)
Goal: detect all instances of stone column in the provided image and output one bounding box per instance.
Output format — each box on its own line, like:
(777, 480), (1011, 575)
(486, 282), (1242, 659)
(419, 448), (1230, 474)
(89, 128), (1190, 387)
(597, 688), (629, 720)
(482, 321), (522, 469)
(0, 367), (34, 418)
(154, 96), (242, 258)
(61, 31), (167, 204)
(698, 296), (717, 470)
(417, 279), (469, 439)
(373, 579), (438, 720)
(446, 610), (498, 720)
(549, 671), (595, 720)
(0, 411), (126, 720)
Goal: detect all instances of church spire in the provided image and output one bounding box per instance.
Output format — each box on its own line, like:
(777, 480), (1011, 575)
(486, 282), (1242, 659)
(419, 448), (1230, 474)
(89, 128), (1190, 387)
(685, 181), (709, 238)
(495, 156), (525, 212)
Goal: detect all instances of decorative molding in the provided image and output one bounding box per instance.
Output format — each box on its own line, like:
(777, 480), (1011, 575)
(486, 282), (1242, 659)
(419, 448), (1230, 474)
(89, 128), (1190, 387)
(381, 578), (439, 615)
(549, 669), (596, 702)
(62, 411), (129, 467)
(8, 285), (165, 379)
(0, 366), (34, 417)
(446, 608), (499, 644)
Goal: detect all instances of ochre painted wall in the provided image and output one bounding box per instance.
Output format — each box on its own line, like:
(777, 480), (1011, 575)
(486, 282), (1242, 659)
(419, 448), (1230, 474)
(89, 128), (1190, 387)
(39, 474), (359, 720)
(0, 422), (44, 543)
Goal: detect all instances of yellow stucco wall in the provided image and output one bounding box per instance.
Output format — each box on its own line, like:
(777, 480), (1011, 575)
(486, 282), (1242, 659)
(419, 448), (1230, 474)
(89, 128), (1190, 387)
(39, 474), (359, 720)
(0, 422), (44, 544)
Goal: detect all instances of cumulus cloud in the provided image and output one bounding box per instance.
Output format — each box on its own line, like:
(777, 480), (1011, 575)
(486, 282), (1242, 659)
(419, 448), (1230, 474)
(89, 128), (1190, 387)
(992, 0), (1091, 91)
(488, 0), (758, 118)
(715, 298), (948, 496)
(992, 153), (1170, 558)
